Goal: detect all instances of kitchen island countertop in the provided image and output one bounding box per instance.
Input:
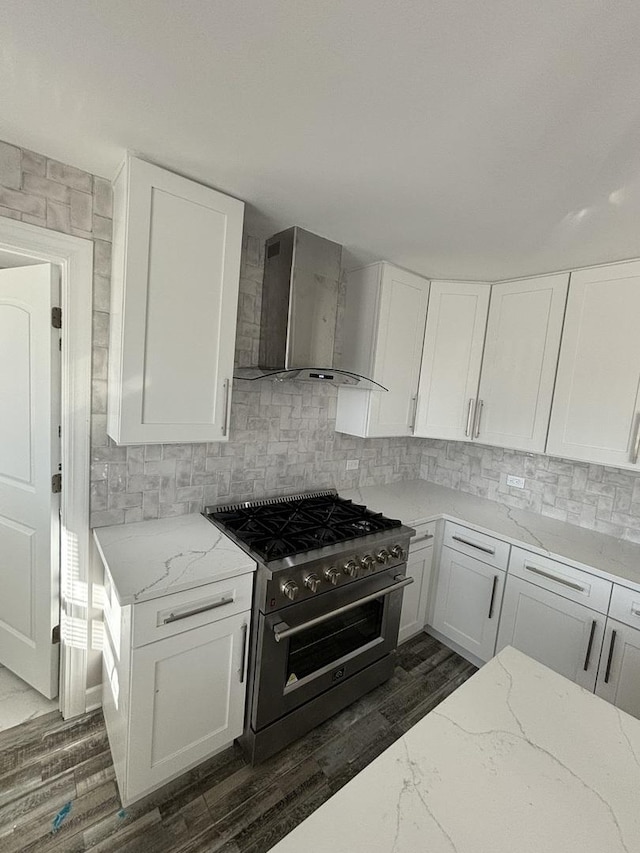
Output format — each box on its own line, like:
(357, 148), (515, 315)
(269, 645), (640, 853)
(342, 480), (640, 591)
(93, 512), (256, 605)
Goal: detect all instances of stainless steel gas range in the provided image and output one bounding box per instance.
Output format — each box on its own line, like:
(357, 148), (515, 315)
(204, 489), (414, 763)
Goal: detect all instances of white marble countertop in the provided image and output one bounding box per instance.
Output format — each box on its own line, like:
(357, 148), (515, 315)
(271, 646), (640, 853)
(93, 513), (256, 605)
(342, 480), (640, 591)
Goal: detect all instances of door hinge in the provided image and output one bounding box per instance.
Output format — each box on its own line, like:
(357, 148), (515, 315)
(51, 307), (62, 329)
(52, 473), (62, 494)
(52, 624), (61, 644)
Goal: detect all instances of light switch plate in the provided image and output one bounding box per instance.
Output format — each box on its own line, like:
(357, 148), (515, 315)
(346, 459), (359, 470)
(506, 474), (525, 489)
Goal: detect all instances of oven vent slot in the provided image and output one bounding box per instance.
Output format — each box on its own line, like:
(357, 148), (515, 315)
(206, 488), (338, 514)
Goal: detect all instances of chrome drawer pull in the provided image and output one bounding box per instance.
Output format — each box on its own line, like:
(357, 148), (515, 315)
(273, 575), (414, 643)
(238, 622), (248, 683)
(604, 630), (617, 684)
(474, 399), (483, 438)
(465, 399), (475, 437)
(583, 619), (597, 671)
(413, 533), (434, 544)
(222, 378), (231, 437)
(487, 576), (498, 619)
(162, 596), (235, 625)
(524, 564), (585, 593)
(631, 607), (640, 617)
(630, 412), (640, 464)
(451, 534), (495, 555)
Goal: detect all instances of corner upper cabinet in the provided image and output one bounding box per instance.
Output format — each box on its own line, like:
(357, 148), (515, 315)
(335, 263), (430, 437)
(414, 281), (490, 441)
(547, 260), (640, 469)
(107, 156), (244, 445)
(415, 274), (568, 453)
(475, 273), (569, 452)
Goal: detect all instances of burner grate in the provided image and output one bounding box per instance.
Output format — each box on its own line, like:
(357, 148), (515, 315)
(206, 493), (401, 561)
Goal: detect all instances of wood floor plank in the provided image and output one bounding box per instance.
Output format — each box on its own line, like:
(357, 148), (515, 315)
(0, 634), (474, 853)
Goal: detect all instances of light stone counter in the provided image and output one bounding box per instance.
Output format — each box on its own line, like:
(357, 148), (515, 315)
(93, 513), (256, 605)
(270, 646), (640, 853)
(342, 480), (640, 591)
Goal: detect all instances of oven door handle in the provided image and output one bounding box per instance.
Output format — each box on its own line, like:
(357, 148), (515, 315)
(272, 575), (414, 643)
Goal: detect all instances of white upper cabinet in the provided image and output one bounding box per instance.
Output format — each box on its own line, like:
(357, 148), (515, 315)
(415, 274), (568, 452)
(108, 156), (244, 445)
(547, 260), (640, 469)
(414, 281), (490, 440)
(335, 263), (430, 437)
(476, 273), (569, 452)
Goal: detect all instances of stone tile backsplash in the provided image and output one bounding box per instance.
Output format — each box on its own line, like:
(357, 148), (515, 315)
(420, 440), (640, 544)
(2, 136), (640, 544)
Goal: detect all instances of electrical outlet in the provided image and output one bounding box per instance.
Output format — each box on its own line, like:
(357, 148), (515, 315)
(346, 459), (359, 471)
(506, 474), (525, 489)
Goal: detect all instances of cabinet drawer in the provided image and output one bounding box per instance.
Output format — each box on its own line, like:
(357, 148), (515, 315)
(132, 572), (253, 648)
(410, 521), (436, 550)
(609, 585), (640, 630)
(509, 547), (612, 614)
(442, 521), (509, 570)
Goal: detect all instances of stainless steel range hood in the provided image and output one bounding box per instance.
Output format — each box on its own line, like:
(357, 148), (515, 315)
(234, 227), (386, 390)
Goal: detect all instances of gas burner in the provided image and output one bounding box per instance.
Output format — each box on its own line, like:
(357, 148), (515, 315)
(205, 491), (402, 562)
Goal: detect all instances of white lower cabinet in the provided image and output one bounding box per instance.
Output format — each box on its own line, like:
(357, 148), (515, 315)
(496, 575), (604, 691)
(102, 572), (252, 806)
(398, 524), (435, 644)
(431, 546), (505, 663)
(595, 619), (640, 719)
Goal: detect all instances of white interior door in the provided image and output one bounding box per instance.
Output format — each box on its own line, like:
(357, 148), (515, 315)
(0, 264), (60, 699)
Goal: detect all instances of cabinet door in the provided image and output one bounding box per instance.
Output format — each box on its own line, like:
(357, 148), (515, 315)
(414, 281), (490, 440)
(127, 611), (249, 802)
(595, 619), (640, 720)
(547, 260), (640, 468)
(496, 575), (604, 690)
(367, 265), (430, 437)
(108, 156), (244, 445)
(432, 546), (504, 662)
(399, 544), (433, 644)
(476, 273), (568, 452)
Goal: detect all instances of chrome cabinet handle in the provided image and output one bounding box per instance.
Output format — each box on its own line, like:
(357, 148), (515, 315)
(222, 378), (231, 436)
(488, 575), (498, 619)
(412, 533), (434, 545)
(631, 412), (640, 464)
(410, 394), (419, 432)
(273, 575), (414, 642)
(524, 564), (585, 593)
(238, 622), (248, 683)
(604, 629), (617, 684)
(631, 607), (640, 618)
(474, 399), (484, 438)
(583, 619), (597, 671)
(162, 596), (234, 625)
(451, 534), (495, 555)
(465, 399), (476, 437)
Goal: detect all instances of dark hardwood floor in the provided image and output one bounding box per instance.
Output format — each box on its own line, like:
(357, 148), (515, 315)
(0, 634), (475, 853)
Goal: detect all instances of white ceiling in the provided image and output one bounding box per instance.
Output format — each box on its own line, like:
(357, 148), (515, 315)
(3, 0), (640, 279)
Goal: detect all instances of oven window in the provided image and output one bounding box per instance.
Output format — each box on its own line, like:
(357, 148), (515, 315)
(287, 598), (384, 682)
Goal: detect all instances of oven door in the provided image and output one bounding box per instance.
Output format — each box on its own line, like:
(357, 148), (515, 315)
(251, 568), (411, 731)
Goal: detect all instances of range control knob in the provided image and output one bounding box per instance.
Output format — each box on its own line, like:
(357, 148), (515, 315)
(376, 548), (390, 564)
(390, 544), (405, 560)
(343, 559), (359, 578)
(324, 566), (340, 585)
(360, 554), (376, 572)
(281, 580), (299, 601)
(304, 572), (321, 593)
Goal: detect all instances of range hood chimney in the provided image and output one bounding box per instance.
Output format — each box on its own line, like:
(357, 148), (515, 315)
(234, 227), (386, 389)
